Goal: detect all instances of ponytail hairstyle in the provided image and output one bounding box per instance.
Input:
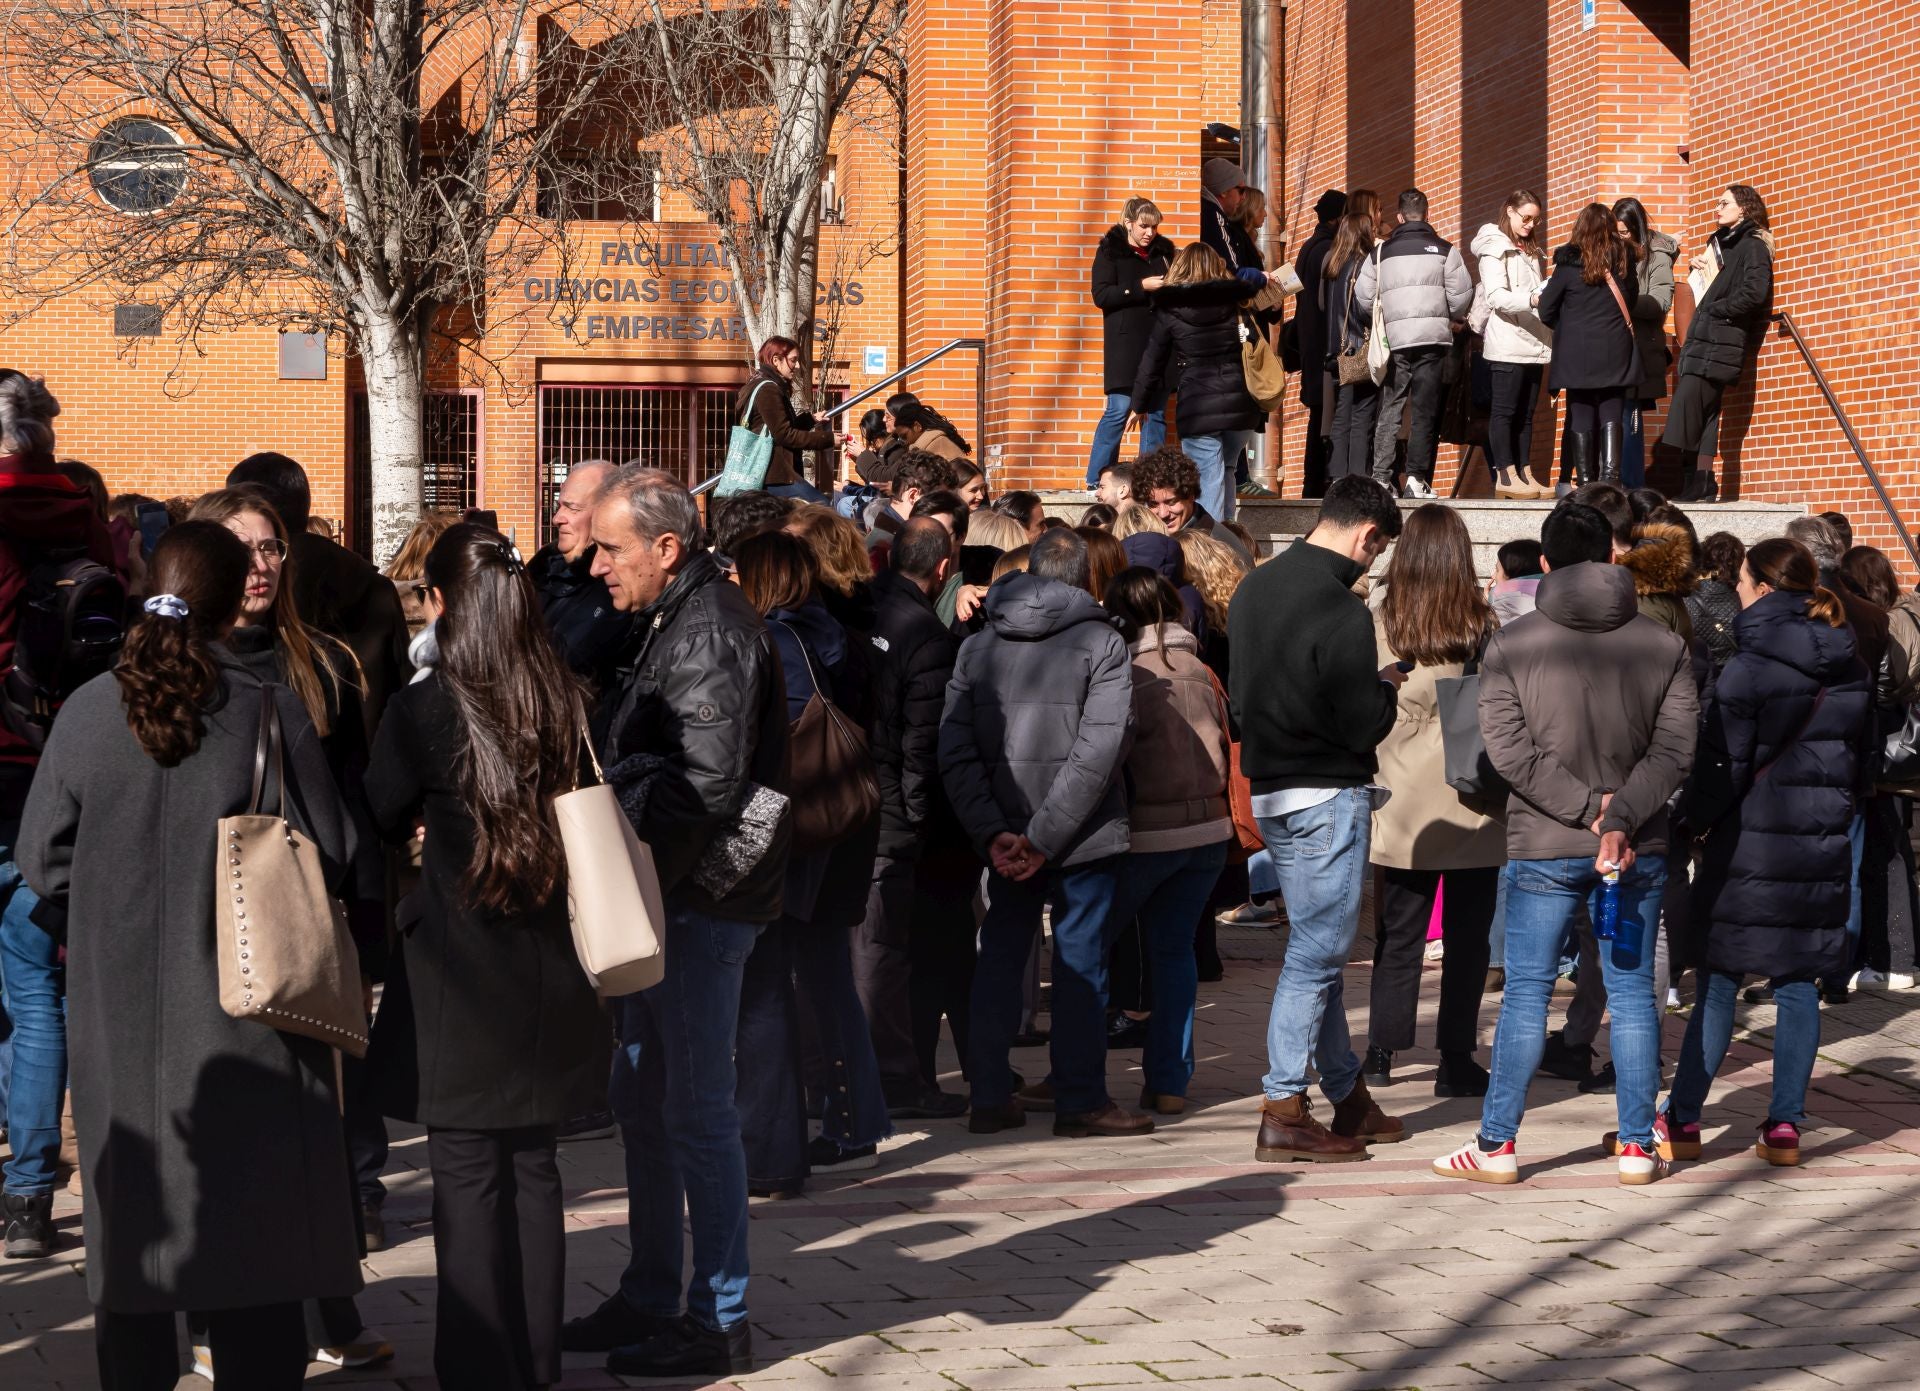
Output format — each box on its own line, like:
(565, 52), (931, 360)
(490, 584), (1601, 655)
(1745, 537), (1846, 627)
(116, 521), (251, 766)
(189, 486), (364, 737)
(427, 523), (590, 913)
(1103, 566), (1185, 664)
(1572, 202), (1629, 285)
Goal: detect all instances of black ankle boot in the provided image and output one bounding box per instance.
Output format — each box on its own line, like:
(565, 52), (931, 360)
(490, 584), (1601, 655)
(1563, 432), (1596, 489)
(1362, 1044), (1393, 1087)
(1434, 1052), (1490, 1098)
(2, 1191), (53, 1260)
(1599, 420), (1623, 485)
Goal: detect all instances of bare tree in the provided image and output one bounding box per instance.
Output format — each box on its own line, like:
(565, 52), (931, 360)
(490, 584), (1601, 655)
(0, 0), (640, 560)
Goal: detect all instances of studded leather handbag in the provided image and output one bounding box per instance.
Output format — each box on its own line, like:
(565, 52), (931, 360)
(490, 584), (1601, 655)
(215, 688), (368, 1056)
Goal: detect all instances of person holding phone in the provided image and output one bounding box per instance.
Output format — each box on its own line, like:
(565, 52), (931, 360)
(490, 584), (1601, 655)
(736, 336), (835, 502)
(1088, 197), (1177, 484)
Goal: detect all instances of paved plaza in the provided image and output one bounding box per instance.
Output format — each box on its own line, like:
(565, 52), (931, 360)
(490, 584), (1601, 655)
(10, 925), (1920, 1390)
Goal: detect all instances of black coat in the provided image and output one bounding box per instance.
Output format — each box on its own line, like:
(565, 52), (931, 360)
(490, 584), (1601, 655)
(1537, 244), (1641, 391)
(602, 551), (792, 922)
(363, 676), (604, 1129)
(869, 568), (958, 860)
(531, 542), (633, 683)
(1678, 220), (1775, 386)
(1091, 225), (1177, 398)
(1292, 221), (1339, 400)
(735, 365), (834, 488)
(288, 531), (413, 737)
(1682, 590), (1873, 981)
(1130, 280), (1264, 438)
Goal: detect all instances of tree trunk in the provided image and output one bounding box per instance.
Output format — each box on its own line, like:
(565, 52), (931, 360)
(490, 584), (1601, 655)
(360, 313), (426, 567)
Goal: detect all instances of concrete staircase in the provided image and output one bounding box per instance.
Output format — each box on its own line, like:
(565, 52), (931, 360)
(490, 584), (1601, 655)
(1042, 493), (1809, 578)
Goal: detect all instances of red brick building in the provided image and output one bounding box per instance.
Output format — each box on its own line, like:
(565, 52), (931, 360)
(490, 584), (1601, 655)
(9, 1), (1917, 561)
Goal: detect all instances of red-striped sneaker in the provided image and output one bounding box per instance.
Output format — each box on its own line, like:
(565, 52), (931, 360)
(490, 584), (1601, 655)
(1603, 1112), (1701, 1163)
(1756, 1120), (1801, 1166)
(1432, 1138), (1519, 1184)
(1617, 1141), (1668, 1185)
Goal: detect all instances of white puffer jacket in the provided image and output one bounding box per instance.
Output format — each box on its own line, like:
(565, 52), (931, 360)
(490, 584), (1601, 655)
(1471, 224), (1553, 365)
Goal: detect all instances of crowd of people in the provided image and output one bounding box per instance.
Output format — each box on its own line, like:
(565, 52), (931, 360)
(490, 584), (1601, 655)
(1093, 172), (1775, 507)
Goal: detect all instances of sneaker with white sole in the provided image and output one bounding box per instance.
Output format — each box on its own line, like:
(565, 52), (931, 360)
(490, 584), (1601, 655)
(1665, 987), (1682, 1012)
(1402, 478), (1436, 499)
(1891, 972), (1918, 990)
(807, 1135), (879, 1173)
(1616, 1140), (1668, 1185)
(1856, 966), (1889, 989)
(191, 1341), (214, 1382)
(313, 1336), (395, 1370)
(1432, 1137), (1519, 1184)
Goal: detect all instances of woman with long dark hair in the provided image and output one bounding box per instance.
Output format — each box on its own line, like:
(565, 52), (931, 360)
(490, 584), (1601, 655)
(1538, 203), (1640, 492)
(737, 335), (839, 502)
(1658, 539), (1871, 1168)
(1322, 210), (1381, 483)
(363, 524), (606, 1389)
(1664, 185), (1774, 503)
(1471, 190), (1553, 497)
(1611, 197), (1679, 489)
(19, 522), (359, 1389)
(1362, 504), (1505, 1097)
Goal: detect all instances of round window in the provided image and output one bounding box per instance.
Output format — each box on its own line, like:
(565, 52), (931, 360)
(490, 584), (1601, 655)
(88, 119), (187, 214)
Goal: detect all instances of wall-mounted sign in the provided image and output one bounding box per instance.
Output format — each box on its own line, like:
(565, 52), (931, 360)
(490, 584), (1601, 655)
(1581, 0), (1595, 30)
(864, 346), (887, 376)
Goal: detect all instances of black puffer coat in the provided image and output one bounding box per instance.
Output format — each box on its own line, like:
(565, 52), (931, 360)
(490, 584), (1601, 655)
(869, 568), (958, 860)
(1537, 244), (1640, 391)
(1129, 279), (1264, 438)
(1677, 220), (1774, 386)
(1683, 589), (1873, 981)
(1091, 225), (1177, 398)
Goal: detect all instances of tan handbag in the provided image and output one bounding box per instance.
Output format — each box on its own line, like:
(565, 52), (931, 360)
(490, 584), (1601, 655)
(1238, 311), (1289, 412)
(554, 734), (667, 996)
(217, 691), (368, 1057)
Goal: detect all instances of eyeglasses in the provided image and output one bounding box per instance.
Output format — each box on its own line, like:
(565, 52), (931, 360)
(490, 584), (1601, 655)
(248, 538), (288, 562)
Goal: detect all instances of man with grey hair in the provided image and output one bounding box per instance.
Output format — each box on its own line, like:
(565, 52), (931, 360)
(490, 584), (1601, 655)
(530, 457), (630, 678)
(564, 466), (789, 1378)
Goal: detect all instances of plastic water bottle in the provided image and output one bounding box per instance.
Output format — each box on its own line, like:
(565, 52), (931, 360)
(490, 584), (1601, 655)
(1593, 864), (1620, 942)
(1601, 865), (1644, 969)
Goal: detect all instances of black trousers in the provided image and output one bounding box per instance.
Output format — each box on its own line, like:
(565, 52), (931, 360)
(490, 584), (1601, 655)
(909, 853), (979, 1089)
(1564, 386), (1626, 436)
(736, 915), (809, 1188)
(1862, 794), (1918, 975)
(427, 1125), (565, 1391)
(1369, 866), (1497, 1055)
(1327, 381), (1379, 481)
(1487, 362), (1544, 476)
(856, 853), (922, 1097)
(98, 1303), (306, 1391)
(1302, 390), (1330, 498)
(1662, 373), (1726, 458)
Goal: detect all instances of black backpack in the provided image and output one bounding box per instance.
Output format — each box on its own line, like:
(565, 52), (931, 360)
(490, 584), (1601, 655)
(3, 551), (127, 749)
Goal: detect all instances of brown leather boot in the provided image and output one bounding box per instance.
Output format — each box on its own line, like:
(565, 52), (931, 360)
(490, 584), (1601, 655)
(1331, 1078), (1406, 1145)
(1254, 1095), (1368, 1163)
(1054, 1101), (1155, 1138)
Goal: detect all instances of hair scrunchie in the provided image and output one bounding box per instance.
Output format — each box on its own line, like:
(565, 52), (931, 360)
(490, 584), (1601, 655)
(143, 594), (190, 620)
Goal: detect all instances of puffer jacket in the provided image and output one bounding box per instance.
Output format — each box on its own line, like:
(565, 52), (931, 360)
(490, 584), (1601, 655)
(1092, 224), (1178, 397)
(1621, 522), (1698, 644)
(1687, 578), (1741, 668)
(1630, 231), (1679, 398)
(735, 365), (834, 488)
(1354, 220), (1474, 352)
(1121, 625), (1232, 855)
(1479, 561), (1697, 861)
(869, 568), (957, 860)
(1677, 220), (1775, 386)
(938, 573), (1132, 867)
(1683, 589), (1873, 980)
(1129, 279), (1264, 438)
(1537, 244), (1640, 390)
(1470, 224), (1552, 365)
(602, 550), (792, 922)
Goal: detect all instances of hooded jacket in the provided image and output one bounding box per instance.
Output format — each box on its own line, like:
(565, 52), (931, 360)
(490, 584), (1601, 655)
(1129, 279), (1265, 439)
(1683, 589), (1872, 980)
(869, 567), (958, 860)
(1120, 531), (1207, 642)
(1629, 231), (1679, 398)
(1354, 220), (1474, 353)
(1536, 244), (1641, 391)
(938, 573), (1132, 867)
(1678, 220), (1775, 386)
(1121, 625), (1233, 855)
(1091, 224), (1178, 398)
(1478, 561), (1696, 861)
(1469, 223), (1553, 366)
(1620, 522), (1698, 643)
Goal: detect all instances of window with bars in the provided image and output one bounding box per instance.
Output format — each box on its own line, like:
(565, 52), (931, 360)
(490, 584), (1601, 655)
(348, 389), (482, 558)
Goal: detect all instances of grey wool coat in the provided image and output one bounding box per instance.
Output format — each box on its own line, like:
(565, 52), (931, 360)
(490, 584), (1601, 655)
(17, 657), (363, 1313)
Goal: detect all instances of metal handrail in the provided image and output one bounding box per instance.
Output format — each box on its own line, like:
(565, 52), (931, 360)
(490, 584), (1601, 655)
(1771, 311), (1920, 573)
(693, 336), (987, 496)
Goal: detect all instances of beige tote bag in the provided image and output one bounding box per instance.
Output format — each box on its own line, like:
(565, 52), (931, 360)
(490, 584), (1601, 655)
(216, 690), (368, 1057)
(554, 737), (667, 996)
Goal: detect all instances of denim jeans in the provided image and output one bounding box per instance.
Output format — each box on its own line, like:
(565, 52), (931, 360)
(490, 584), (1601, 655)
(1666, 971), (1819, 1129)
(968, 856), (1121, 1115)
(1107, 841), (1231, 1097)
(735, 917), (808, 1189)
(1087, 394), (1167, 485)
(0, 857), (62, 1196)
(1482, 855), (1666, 1149)
(1256, 788), (1372, 1104)
(610, 903), (763, 1332)
(1179, 430), (1251, 526)
(766, 479), (828, 504)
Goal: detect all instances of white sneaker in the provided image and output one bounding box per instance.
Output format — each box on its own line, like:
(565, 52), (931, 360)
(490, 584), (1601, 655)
(1402, 477), (1436, 499)
(191, 1342), (213, 1383)
(1432, 1138), (1519, 1184)
(1665, 988), (1682, 1012)
(1617, 1140), (1669, 1185)
(1856, 966), (1888, 989)
(1423, 938), (1446, 961)
(1890, 972), (1917, 990)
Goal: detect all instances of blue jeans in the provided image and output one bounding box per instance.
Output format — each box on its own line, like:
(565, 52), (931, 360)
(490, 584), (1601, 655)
(1107, 841), (1231, 1097)
(968, 856), (1120, 1115)
(1179, 430), (1252, 526)
(1086, 395), (1166, 484)
(766, 479), (828, 504)
(1257, 788), (1372, 1103)
(1666, 971), (1818, 1129)
(792, 922), (892, 1150)
(0, 859), (61, 1196)
(610, 903), (763, 1332)
(1482, 855), (1666, 1148)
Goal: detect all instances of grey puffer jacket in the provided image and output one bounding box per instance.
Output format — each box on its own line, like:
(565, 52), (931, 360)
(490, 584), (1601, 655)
(1478, 561), (1697, 861)
(939, 573), (1133, 867)
(1355, 220), (1474, 352)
